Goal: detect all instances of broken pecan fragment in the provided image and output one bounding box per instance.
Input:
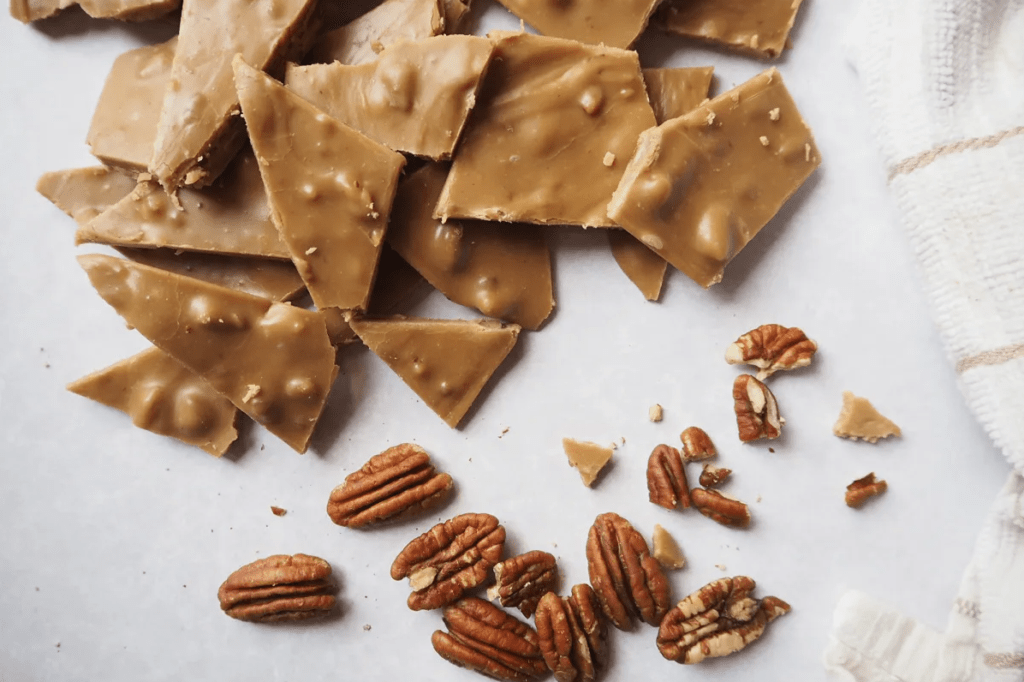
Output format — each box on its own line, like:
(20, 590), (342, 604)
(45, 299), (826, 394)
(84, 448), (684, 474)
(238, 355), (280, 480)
(690, 488), (751, 529)
(534, 585), (607, 682)
(699, 464), (732, 488)
(733, 375), (782, 442)
(647, 444), (690, 510)
(326, 443), (453, 528)
(488, 550), (558, 618)
(217, 554), (336, 622)
(391, 512), (506, 611)
(679, 426), (717, 462)
(432, 597), (548, 681)
(845, 473), (888, 508)
(725, 324), (817, 380)
(586, 512), (672, 630)
(657, 576), (790, 664)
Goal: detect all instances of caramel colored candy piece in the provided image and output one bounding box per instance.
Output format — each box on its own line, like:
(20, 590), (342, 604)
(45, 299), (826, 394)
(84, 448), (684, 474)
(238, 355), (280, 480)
(833, 392), (901, 444)
(235, 58), (406, 312)
(388, 164), (554, 330)
(149, 0), (319, 191)
(607, 229), (667, 301)
(79, 149), (291, 259)
(654, 0), (805, 59)
(11, 0), (178, 22)
(67, 347), (238, 456)
(652, 524), (685, 570)
(36, 166), (136, 226)
(608, 68), (820, 289)
(349, 316), (520, 428)
(441, 0), (472, 32)
(118, 249), (305, 302)
(437, 32), (656, 228)
(306, 0), (444, 65)
(493, 0), (662, 48)
(78, 254), (337, 453)
(88, 38), (175, 175)
(562, 438), (612, 487)
(287, 36), (492, 161)
(642, 67), (715, 124)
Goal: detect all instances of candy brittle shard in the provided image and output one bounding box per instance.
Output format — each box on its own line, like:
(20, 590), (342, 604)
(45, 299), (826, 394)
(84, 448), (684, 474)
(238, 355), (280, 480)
(306, 0), (444, 66)
(494, 0), (662, 48)
(642, 67), (715, 125)
(37, 166), (137, 226)
(833, 392), (901, 443)
(654, 0), (805, 59)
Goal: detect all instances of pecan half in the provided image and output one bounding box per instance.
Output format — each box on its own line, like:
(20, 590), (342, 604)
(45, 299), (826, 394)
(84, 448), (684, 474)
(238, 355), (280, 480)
(699, 464), (732, 488)
(534, 585), (607, 682)
(217, 554), (335, 622)
(691, 488), (751, 528)
(586, 512), (672, 630)
(391, 512), (506, 611)
(657, 576), (790, 664)
(432, 597), (548, 681)
(488, 550), (558, 618)
(647, 444), (690, 510)
(725, 324), (817, 380)
(327, 443), (453, 528)
(733, 375), (782, 442)
(846, 473), (887, 508)
(680, 426), (717, 462)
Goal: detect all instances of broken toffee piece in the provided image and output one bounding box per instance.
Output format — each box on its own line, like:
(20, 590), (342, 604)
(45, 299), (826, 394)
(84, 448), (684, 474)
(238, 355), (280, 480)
(608, 68), (820, 288)
(11, 0), (179, 22)
(349, 316), (520, 428)
(305, 0), (444, 66)
(287, 36), (493, 161)
(234, 57), (406, 312)
(149, 0), (320, 191)
(88, 37), (176, 175)
(36, 166), (136, 226)
(642, 67), (715, 125)
(833, 392), (901, 443)
(79, 149), (291, 259)
(78, 255), (337, 453)
(436, 32), (656, 228)
(608, 229), (668, 301)
(654, 0), (806, 59)
(68, 346), (239, 457)
(562, 438), (613, 487)
(387, 164), (554, 330)
(493, 0), (663, 48)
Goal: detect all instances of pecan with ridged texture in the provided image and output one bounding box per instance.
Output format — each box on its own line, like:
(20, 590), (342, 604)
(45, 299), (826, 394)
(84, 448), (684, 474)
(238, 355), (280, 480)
(534, 584), (607, 682)
(217, 554), (335, 622)
(488, 550), (558, 618)
(699, 464), (732, 488)
(647, 444), (690, 510)
(679, 426), (717, 462)
(733, 375), (782, 442)
(432, 597), (548, 681)
(391, 512), (505, 611)
(691, 488), (751, 528)
(586, 512), (672, 630)
(657, 576), (790, 664)
(327, 443), (453, 528)
(725, 324), (817, 380)
(846, 473), (887, 508)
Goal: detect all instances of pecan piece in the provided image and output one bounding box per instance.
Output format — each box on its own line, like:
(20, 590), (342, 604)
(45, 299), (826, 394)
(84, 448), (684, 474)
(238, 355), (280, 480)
(725, 324), (817, 380)
(647, 444), (690, 510)
(488, 550), (558, 618)
(535, 585), (607, 682)
(432, 597), (548, 681)
(586, 512), (672, 630)
(327, 443), (453, 528)
(391, 512), (505, 610)
(691, 488), (751, 528)
(679, 426), (717, 462)
(733, 375), (782, 442)
(699, 464), (732, 488)
(657, 576), (791, 664)
(846, 472), (887, 508)
(217, 554), (335, 622)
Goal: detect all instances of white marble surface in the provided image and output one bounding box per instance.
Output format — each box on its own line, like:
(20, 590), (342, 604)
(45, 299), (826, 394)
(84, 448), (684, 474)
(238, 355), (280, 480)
(0, 1), (1011, 680)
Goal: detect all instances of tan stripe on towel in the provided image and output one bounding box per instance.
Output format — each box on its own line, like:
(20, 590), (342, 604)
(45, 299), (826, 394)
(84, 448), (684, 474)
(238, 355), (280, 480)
(956, 343), (1024, 373)
(888, 126), (1024, 181)
(983, 652), (1024, 669)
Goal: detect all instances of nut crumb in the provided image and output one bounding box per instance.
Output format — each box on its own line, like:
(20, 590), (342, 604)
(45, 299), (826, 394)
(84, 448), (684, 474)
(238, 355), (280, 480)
(730, 92), (740, 104)
(750, 34), (759, 49)
(805, 143), (812, 161)
(305, 246), (317, 255)
(499, 426), (510, 438)
(756, 495), (762, 503)
(363, 624), (372, 631)
(270, 506), (287, 517)
(649, 404), (663, 422)
(242, 384), (261, 403)
(759, 136), (770, 147)
(603, 151), (616, 167)
(714, 563), (727, 571)
(769, 108), (780, 121)
(706, 111), (716, 126)
(371, 40), (384, 53)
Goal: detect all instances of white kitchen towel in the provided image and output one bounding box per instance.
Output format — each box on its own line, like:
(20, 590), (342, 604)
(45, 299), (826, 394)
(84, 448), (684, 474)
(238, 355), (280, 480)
(826, 0), (1024, 679)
